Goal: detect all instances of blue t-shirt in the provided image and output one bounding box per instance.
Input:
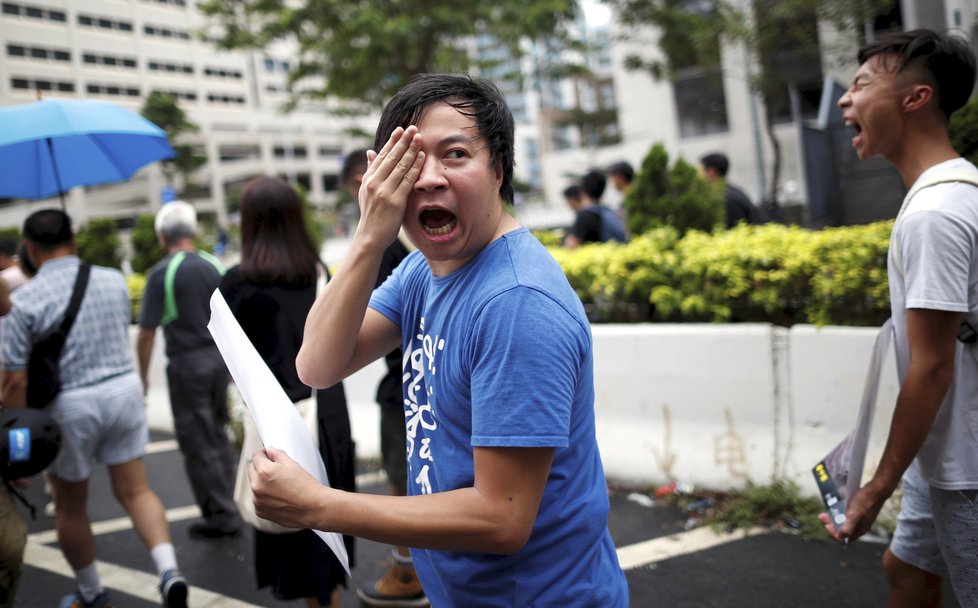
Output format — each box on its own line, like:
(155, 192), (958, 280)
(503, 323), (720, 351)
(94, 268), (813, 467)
(370, 227), (627, 607)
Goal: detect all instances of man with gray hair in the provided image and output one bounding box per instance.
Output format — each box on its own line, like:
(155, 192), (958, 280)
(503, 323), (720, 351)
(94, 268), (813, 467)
(138, 201), (242, 539)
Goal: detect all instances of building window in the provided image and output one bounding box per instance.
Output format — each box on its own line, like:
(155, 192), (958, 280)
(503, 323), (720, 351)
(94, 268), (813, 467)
(147, 60), (194, 75)
(3, 2), (65, 22)
(322, 174), (338, 192)
(204, 67), (243, 80)
(318, 145), (342, 157)
(263, 57), (290, 73)
(753, 0), (824, 124)
(156, 89), (197, 102)
(206, 93), (245, 105)
(141, 0), (186, 7)
(143, 24), (191, 40)
(11, 76), (74, 92)
(7, 44), (71, 63)
(86, 83), (141, 97)
(218, 144), (259, 162)
(273, 146), (308, 159)
(82, 52), (137, 69)
(551, 126), (572, 151)
(673, 69), (728, 138)
(77, 13), (132, 33)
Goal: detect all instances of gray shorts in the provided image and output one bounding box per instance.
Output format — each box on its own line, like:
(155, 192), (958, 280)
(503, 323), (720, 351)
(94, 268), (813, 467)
(891, 459), (978, 606)
(931, 486), (978, 606)
(46, 371), (148, 482)
(890, 460), (947, 577)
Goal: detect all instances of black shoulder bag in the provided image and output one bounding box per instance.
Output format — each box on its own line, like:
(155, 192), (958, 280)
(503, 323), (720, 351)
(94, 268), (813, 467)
(26, 263), (91, 409)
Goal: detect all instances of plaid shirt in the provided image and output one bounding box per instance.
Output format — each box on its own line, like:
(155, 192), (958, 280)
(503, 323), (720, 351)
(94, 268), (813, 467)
(1, 255), (134, 389)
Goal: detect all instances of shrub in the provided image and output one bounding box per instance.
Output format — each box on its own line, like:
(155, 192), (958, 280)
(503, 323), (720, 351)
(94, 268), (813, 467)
(127, 273), (146, 323)
(0, 227), (19, 243)
(552, 227), (680, 322)
(549, 220), (892, 326)
(623, 142), (724, 236)
(130, 214), (166, 274)
(76, 218), (122, 268)
(531, 229), (564, 248)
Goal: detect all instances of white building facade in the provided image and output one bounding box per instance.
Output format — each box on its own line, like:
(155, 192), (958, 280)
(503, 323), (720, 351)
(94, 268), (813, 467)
(0, 0), (376, 230)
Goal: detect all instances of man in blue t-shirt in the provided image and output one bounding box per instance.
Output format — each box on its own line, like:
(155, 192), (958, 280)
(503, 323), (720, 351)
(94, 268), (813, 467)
(250, 74), (628, 606)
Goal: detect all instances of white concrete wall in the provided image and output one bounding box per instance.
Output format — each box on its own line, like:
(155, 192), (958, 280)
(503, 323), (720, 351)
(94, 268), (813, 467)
(140, 323), (896, 495)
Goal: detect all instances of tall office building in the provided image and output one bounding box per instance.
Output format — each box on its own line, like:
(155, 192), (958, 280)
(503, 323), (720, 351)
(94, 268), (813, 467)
(0, 0), (373, 229)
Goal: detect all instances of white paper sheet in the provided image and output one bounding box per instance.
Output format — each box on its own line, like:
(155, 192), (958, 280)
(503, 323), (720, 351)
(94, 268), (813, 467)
(207, 289), (350, 575)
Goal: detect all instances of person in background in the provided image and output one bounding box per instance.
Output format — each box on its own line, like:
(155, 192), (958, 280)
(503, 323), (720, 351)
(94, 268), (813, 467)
(250, 73), (628, 607)
(562, 184), (583, 209)
(822, 29), (978, 607)
(138, 201), (243, 540)
(607, 161), (634, 196)
(564, 170), (627, 248)
(220, 176), (355, 607)
(14, 242), (36, 281)
(0, 271), (18, 608)
(0, 237), (25, 294)
(1, 209), (187, 608)
(700, 153), (766, 228)
(341, 149), (425, 607)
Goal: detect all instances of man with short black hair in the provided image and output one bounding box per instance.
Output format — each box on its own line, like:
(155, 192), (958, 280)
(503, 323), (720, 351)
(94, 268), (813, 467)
(607, 161), (634, 195)
(564, 170), (627, 248)
(700, 152), (766, 228)
(823, 29), (978, 606)
(252, 74), (628, 607)
(1, 209), (187, 608)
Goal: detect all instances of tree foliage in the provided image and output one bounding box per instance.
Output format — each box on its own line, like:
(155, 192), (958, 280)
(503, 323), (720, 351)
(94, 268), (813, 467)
(950, 97), (978, 167)
(623, 143), (723, 236)
(141, 92), (207, 197)
(130, 214), (166, 274)
(76, 218), (123, 269)
(199, 0), (582, 109)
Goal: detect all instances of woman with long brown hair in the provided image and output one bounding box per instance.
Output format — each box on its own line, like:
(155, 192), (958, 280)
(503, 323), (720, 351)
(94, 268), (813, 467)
(220, 175), (355, 607)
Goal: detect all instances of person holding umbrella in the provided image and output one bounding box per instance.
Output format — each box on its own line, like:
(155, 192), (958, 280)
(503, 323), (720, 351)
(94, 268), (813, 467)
(0, 209), (188, 608)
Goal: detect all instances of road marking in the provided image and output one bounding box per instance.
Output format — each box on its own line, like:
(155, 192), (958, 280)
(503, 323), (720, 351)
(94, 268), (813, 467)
(29, 505), (201, 546)
(25, 541), (262, 607)
(616, 526), (768, 570)
(146, 439), (179, 454)
(32, 438), (756, 600)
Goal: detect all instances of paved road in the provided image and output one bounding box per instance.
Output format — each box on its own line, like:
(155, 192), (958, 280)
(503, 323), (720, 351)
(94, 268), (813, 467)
(16, 431), (894, 607)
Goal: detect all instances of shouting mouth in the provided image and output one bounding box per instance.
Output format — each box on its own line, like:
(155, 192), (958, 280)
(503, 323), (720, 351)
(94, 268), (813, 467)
(420, 208), (457, 237)
(845, 119), (863, 148)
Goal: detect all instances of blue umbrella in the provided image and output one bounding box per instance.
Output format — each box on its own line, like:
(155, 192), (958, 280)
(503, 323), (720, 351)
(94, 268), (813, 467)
(0, 98), (176, 207)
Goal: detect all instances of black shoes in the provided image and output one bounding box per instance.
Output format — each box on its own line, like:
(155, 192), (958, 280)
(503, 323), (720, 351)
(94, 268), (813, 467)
(187, 520), (242, 539)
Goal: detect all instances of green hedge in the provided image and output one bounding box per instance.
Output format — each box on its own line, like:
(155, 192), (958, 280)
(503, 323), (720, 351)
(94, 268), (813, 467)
(546, 221), (892, 326)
